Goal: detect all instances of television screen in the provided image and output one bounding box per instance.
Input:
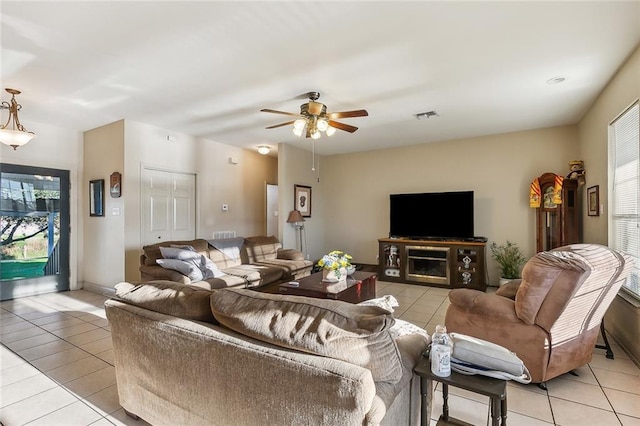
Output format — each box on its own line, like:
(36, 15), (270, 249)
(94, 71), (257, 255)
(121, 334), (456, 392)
(389, 191), (474, 239)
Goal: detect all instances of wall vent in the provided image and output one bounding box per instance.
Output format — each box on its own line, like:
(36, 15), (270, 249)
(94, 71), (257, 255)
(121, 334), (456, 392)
(212, 231), (237, 239)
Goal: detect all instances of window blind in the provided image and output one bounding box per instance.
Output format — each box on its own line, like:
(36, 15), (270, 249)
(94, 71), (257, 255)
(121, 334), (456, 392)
(609, 102), (639, 299)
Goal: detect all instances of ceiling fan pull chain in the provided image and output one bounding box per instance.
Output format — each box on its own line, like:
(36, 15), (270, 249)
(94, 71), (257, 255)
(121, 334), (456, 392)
(312, 140), (316, 171)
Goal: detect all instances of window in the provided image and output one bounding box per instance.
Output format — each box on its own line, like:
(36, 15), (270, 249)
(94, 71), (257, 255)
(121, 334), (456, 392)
(609, 101), (639, 299)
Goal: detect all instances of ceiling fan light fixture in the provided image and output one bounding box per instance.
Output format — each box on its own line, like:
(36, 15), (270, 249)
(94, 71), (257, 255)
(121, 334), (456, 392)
(261, 91), (367, 140)
(316, 118), (329, 132)
(310, 128), (321, 140)
(257, 145), (270, 155)
(293, 118), (306, 130)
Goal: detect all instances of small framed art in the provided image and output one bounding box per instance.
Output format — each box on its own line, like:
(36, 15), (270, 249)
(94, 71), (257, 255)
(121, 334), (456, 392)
(90, 179), (105, 217)
(294, 184), (312, 218)
(587, 185), (599, 216)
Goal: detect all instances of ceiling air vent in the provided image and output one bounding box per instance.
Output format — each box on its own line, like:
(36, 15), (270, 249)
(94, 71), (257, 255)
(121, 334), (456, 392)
(414, 111), (439, 120)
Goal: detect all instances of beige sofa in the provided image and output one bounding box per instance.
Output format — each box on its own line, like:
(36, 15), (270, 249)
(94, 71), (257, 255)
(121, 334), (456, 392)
(106, 281), (428, 426)
(139, 235), (313, 289)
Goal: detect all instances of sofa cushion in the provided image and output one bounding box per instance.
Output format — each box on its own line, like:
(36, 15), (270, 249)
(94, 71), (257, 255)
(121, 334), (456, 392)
(210, 288), (404, 383)
(156, 258), (204, 281)
(142, 239), (209, 266)
(244, 235), (281, 262)
(251, 259), (311, 280)
(114, 281), (217, 323)
(221, 264), (284, 287)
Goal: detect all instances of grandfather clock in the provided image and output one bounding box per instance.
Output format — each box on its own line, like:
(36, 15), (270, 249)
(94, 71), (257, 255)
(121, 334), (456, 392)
(535, 172), (580, 252)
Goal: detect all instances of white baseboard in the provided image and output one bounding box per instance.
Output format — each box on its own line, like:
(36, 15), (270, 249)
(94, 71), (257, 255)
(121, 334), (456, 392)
(82, 281), (116, 298)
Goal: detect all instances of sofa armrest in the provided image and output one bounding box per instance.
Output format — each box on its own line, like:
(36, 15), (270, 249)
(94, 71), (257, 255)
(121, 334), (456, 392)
(277, 248), (305, 261)
(139, 264), (190, 284)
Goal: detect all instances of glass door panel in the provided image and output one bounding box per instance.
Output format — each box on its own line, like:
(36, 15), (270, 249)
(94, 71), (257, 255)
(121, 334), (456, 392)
(0, 164), (69, 300)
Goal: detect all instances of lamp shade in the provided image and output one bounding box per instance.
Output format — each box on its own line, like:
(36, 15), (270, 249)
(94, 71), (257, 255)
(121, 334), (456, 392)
(287, 210), (305, 223)
(0, 129), (36, 150)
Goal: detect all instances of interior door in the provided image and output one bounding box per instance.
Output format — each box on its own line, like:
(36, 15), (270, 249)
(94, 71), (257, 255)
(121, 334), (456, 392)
(0, 164), (70, 300)
(266, 183), (278, 237)
(141, 168), (196, 245)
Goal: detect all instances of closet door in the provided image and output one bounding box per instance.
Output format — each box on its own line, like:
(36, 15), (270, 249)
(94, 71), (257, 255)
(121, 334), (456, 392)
(141, 168), (195, 245)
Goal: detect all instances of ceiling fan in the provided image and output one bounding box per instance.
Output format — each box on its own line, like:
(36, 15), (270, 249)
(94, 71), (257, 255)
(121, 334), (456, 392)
(260, 92), (368, 139)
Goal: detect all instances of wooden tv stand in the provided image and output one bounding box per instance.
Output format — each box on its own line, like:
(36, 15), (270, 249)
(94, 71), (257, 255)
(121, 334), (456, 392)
(378, 238), (487, 291)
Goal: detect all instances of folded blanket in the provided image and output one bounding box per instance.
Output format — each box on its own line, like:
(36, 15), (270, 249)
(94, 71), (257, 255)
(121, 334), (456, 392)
(208, 237), (244, 260)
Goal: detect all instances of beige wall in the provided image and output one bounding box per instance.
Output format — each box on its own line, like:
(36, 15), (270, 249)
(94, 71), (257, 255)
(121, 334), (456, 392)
(319, 125), (578, 285)
(1, 121), (84, 290)
(277, 143), (324, 261)
(83, 120), (126, 289)
(579, 45), (640, 244)
(578, 44), (640, 365)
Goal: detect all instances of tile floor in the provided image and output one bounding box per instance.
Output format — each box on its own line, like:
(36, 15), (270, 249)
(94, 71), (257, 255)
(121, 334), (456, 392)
(0, 281), (638, 426)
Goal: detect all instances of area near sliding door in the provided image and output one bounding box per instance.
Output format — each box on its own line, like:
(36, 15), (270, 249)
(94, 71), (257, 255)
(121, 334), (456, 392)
(0, 163), (70, 300)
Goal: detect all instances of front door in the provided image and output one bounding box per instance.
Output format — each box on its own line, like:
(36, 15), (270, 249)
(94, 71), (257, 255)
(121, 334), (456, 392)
(0, 164), (70, 300)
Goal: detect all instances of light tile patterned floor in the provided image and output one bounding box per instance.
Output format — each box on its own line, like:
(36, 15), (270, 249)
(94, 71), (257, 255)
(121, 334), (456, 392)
(0, 282), (638, 425)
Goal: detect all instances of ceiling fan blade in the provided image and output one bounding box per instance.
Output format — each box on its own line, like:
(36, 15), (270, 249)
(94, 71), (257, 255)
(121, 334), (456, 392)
(327, 109), (368, 119)
(265, 121), (295, 129)
(328, 120), (359, 133)
(260, 108), (301, 118)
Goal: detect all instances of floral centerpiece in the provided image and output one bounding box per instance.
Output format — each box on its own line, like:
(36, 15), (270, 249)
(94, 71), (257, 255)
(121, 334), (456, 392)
(317, 250), (353, 282)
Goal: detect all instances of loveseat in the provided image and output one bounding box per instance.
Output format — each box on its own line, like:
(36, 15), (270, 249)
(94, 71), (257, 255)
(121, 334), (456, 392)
(105, 281), (429, 425)
(139, 235), (313, 289)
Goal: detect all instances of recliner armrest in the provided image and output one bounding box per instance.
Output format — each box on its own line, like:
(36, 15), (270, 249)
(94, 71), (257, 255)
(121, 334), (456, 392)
(495, 279), (522, 300)
(448, 289), (520, 323)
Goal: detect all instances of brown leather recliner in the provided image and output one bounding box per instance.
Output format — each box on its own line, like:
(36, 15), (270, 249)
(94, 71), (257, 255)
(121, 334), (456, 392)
(445, 244), (632, 383)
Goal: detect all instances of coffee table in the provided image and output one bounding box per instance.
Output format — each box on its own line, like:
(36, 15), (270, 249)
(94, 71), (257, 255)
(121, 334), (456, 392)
(279, 271), (377, 303)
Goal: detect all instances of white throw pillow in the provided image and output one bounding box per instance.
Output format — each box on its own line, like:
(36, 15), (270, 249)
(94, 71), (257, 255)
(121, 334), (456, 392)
(156, 258), (204, 281)
(159, 246), (225, 280)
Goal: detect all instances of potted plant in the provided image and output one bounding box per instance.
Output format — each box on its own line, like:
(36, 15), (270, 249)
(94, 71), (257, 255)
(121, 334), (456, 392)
(489, 241), (526, 285)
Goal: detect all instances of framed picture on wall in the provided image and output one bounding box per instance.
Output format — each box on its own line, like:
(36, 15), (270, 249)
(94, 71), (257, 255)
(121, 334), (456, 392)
(90, 179), (105, 217)
(294, 184), (312, 218)
(587, 185), (599, 216)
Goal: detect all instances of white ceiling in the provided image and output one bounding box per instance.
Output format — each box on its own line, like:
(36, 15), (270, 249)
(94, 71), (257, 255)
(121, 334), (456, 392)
(2, 1), (639, 156)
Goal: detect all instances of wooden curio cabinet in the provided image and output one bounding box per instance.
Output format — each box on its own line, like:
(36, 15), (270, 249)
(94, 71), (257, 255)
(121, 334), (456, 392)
(535, 172), (580, 252)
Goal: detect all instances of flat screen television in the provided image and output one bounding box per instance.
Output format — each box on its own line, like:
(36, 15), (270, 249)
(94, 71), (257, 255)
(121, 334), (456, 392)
(389, 191), (474, 240)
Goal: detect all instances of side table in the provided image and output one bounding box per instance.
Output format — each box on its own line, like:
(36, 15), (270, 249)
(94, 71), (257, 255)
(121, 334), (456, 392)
(413, 355), (507, 426)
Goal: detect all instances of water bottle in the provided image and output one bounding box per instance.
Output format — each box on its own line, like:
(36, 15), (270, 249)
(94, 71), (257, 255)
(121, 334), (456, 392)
(430, 324), (452, 377)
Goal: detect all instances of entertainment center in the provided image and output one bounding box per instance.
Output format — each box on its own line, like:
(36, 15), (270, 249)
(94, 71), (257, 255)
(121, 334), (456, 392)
(380, 190), (487, 290)
(378, 238), (487, 290)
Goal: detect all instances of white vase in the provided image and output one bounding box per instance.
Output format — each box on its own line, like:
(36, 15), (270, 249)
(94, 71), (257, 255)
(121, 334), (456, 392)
(322, 267), (347, 282)
(499, 278), (511, 286)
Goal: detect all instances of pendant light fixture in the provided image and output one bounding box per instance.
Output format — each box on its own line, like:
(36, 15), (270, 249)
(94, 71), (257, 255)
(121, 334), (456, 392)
(0, 88), (37, 150)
